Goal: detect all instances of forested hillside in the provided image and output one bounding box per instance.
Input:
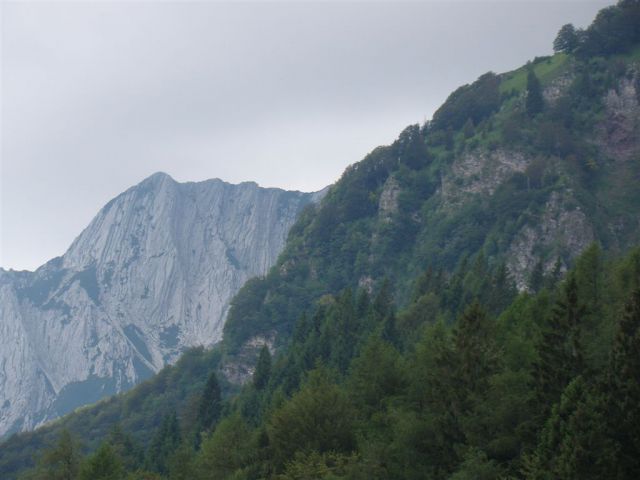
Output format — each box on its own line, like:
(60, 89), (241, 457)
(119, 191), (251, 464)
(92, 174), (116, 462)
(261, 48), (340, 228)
(220, 0), (640, 375)
(9, 246), (640, 480)
(1, 1), (640, 479)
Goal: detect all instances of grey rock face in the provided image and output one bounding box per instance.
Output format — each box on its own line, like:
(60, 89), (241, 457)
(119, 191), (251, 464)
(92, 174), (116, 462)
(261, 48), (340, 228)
(378, 176), (400, 222)
(441, 148), (529, 206)
(0, 172), (316, 436)
(597, 72), (640, 161)
(506, 191), (594, 291)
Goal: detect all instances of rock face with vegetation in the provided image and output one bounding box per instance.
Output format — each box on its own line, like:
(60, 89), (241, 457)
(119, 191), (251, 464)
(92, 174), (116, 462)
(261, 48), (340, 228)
(222, 42), (640, 377)
(2, 2), (640, 479)
(0, 173), (316, 437)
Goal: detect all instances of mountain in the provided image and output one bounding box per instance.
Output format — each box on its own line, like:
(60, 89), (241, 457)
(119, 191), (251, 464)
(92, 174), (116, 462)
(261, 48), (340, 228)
(0, 172), (319, 437)
(2, 2), (640, 478)
(221, 49), (640, 380)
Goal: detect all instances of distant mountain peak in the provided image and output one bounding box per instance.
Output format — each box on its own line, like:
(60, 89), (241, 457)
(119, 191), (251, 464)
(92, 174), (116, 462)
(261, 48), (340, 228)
(0, 174), (320, 437)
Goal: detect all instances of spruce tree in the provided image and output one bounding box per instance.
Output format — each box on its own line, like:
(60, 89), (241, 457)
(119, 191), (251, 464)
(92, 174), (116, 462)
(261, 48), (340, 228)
(146, 412), (181, 474)
(526, 69), (544, 116)
(528, 259), (545, 294)
(253, 345), (272, 390)
(488, 262), (517, 315)
(545, 257), (563, 291)
(197, 372), (222, 431)
(321, 289), (358, 372)
(373, 279), (394, 321)
(606, 288), (640, 478)
(524, 377), (612, 480)
(533, 275), (585, 418)
(454, 302), (499, 401)
(107, 424), (143, 472)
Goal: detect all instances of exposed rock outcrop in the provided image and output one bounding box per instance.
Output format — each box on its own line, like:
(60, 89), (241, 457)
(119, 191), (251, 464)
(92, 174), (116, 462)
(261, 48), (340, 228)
(506, 191), (595, 290)
(378, 176), (400, 222)
(0, 173), (318, 436)
(597, 73), (640, 161)
(441, 149), (530, 206)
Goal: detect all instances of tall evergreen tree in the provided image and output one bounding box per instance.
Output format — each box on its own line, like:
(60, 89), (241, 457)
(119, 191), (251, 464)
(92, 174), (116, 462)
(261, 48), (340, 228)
(146, 412), (181, 475)
(107, 424), (143, 472)
(545, 257), (563, 291)
(533, 275), (585, 418)
(320, 289), (358, 372)
(453, 302), (500, 403)
(373, 279), (394, 321)
(253, 345), (272, 390)
(575, 243), (603, 315)
(526, 69), (544, 116)
(605, 288), (640, 478)
(412, 266), (436, 302)
(524, 377), (612, 480)
(406, 320), (463, 477)
(528, 259), (545, 294)
(197, 372), (222, 432)
(488, 262), (517, 315)
(348, 335), (405, 415)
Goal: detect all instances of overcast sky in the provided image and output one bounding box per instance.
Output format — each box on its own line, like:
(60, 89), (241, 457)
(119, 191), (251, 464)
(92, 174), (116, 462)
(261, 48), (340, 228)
(1, 1), (612, 271)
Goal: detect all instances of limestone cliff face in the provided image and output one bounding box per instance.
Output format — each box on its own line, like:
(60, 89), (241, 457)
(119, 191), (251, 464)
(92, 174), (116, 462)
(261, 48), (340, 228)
(0, 173), (316, 436)
(597, 72), (640, 161)
(439, 72), (640, 290)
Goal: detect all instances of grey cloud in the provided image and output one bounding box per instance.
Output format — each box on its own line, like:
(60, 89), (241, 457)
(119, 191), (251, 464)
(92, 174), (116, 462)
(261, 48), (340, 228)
(1, 1), (612, 270)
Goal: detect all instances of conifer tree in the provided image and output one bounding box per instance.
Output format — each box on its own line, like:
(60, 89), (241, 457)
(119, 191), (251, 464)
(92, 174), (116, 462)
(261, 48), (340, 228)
(321, 289), (358, 372)
(373, 279), (394, 321)
(146, 412), (181, 474)
(463, 118), (475, 139)
(545, 257), (563, 291)
(197, 372), (222, 432)
(167, 444), (196, 480)
(524, 377), (612, 480)
(107, 424), (143, 472)
(528, 259), (545, 294)
(348, 335), (405, 414)
(454, 302), (500, 401)
(412, 266), (435, 302)
(526, 69), (544, 116)
(488, 262), (517, 315)
(380, 310), (399, 347)
(533, 274), (585, 417)
(253, 345), (272, 390)
(605, 288), (640, 478)
(355, 288), (371, 317)
(407, 320), (463, 476)
(575, 243), (603, 315)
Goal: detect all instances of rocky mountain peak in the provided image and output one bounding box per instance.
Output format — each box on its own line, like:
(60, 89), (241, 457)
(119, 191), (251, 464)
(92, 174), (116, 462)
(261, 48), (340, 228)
(0, 174), (321, 437)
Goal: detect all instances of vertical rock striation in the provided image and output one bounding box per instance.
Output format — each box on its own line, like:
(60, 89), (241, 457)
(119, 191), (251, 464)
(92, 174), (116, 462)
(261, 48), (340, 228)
(0, 172), (318, 436)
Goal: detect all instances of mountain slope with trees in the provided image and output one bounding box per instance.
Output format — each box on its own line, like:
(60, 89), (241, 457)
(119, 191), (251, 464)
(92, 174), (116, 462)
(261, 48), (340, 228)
(1, 1), (640, 478)
(220, 0), (640, 373)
